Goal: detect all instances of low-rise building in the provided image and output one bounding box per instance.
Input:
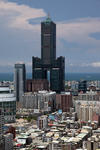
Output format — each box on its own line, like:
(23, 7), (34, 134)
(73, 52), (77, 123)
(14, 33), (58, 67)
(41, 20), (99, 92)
(38, 115), (48, 129)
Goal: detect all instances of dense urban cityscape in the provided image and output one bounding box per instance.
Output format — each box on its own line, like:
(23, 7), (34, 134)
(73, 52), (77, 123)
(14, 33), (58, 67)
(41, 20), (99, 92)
(0, 3), (100, 150)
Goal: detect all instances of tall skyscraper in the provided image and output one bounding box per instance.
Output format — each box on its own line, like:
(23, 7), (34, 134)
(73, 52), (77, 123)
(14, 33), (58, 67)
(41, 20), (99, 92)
(32, 16), (65, 93)
(14, 63), (26, 101)
(41, 17), (56, 65)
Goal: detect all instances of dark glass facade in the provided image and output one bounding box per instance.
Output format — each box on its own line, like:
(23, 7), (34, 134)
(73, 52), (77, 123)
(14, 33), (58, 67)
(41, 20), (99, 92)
(50, 57), (65, 92)
(32, 17), (65, 93)
(41, 18), (56, 65)
(78, 80), (87, 93)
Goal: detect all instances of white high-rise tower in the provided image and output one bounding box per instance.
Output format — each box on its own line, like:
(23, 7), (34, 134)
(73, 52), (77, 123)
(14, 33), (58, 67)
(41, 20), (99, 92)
(14, 63), (26, 102)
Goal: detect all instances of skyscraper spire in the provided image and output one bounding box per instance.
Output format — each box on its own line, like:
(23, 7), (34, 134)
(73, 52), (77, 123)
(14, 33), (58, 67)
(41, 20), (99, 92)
(45, 13), (52, 23)
(47, 13), (50, 19)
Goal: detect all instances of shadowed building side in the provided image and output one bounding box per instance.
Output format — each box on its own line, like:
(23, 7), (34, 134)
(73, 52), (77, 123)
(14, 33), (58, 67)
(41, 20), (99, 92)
(26, 79), (49, 92)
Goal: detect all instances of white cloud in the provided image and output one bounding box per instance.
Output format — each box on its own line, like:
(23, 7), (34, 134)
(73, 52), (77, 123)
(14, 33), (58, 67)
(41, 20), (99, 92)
(0, 61), (32, 67)
(0, 1), (100, 73)
(57, 17), (100, 46)
(0, 0), (100, 47)
(81, 62), (100, 68)
(91, 62), (100, 67)
(0, 1), (46, 30)
(0, 62), (14, 67)
(68, 62), (100, 68)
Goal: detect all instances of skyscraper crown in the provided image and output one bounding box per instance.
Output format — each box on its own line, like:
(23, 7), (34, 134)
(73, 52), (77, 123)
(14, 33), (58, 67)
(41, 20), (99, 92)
(44, 14), (52, 23)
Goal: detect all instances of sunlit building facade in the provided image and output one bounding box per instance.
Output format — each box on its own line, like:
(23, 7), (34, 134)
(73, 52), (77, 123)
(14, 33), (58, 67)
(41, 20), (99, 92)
(0, 87), (16, 123)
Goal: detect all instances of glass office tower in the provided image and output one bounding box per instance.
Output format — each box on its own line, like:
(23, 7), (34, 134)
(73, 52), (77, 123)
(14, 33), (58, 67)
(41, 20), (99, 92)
(41, 17), (56, 65)
(32, 17), (65, 93)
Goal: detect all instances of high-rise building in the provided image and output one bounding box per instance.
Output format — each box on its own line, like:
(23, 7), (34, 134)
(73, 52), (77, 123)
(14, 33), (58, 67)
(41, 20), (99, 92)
(78, 80), (87, 93)
(41, 17), (56, 65)
(56, 92), (73, 112)
(0, 86), (16, 123)
(32, 16), (65, 93)
(21, 91), (56, 112)
(14, 63), (26, 101)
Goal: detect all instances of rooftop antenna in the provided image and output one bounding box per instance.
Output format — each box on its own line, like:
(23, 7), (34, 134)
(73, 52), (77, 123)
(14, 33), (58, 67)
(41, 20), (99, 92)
(47, 13), (50, 19)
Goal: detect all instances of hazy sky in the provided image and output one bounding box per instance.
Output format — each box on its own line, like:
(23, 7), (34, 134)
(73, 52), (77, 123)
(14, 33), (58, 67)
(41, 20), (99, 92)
(0, 0), (100, 73)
